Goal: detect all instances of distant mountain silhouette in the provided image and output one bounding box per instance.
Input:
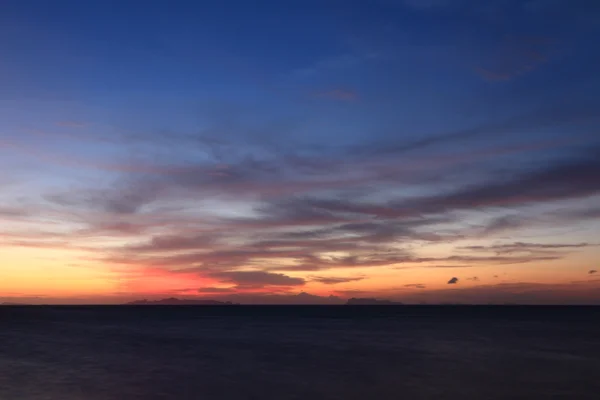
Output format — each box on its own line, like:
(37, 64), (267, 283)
(126, 297), (236, 305)
(1, 302), (27, 306)
(345, 298), (403, 305)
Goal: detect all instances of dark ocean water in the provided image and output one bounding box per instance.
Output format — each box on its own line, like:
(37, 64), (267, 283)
(1, 306), (599, 400)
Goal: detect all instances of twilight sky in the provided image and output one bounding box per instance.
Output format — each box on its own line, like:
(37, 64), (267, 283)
(1, 0), (599, 304)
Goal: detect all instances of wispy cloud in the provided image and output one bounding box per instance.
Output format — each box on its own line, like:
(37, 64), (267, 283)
(404, 283), (426, 289)
(207, 271), (305, 288)
(311, 276), (365, 285)
(459, 242), (592, 254)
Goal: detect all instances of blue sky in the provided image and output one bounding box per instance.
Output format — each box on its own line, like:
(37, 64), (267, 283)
(1, 0), (599, 304)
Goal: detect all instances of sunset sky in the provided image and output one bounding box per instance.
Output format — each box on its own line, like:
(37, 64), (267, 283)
(1, 0), (599, 304)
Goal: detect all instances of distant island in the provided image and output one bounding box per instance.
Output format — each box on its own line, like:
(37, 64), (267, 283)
(345, 298), (403, 305)
(125, 297), (237, 305)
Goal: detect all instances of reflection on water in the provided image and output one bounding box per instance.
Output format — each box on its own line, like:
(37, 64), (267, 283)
(1, 306), (599, 399)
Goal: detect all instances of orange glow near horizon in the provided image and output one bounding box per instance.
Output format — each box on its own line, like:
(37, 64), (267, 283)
(2, 240), (599, 304)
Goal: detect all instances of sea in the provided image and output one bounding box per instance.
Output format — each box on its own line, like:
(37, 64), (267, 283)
(1, 305), (599, 400)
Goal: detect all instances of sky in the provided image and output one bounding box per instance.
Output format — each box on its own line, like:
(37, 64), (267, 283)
(1, 0), (599, 305)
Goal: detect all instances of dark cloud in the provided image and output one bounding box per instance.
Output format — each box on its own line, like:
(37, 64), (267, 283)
(422, 254), (562, 265)
(208, 271), (305, 287)
(395, 147), (600, 214)
(2, 0), (600, 307)
(0, 206), (32, 218)
(45, 105), (599, 255)
(46, 181), (163, 215)
(460, 242), (591, 254)
(555, 207), (600, 221)
(483, 207), (600, 237)
(589, 270), (598, 275)
(268, 264), (324, 272)
(25, 75), (599, 293)
(285, 252), (413, 271)
(448, 277), (459, 284)
(127, 234), (218, 253)
(404, 283), (426, 289)
(351, 98), (599, 161)
(106, 236), (565, 276)
(155, 146), (598, 256)
(52, 100), (600, 227)
(311, 276), (365, 285)
(483, 215), (529, 235)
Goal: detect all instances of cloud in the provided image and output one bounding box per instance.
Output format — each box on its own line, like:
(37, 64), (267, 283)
(0, 206), (34, 218)
(127, 233), (218, 253)
(208, 271), (305, 287)
(104, 227), (569, 281)
(590, 270), (598, 275)
(311, 276), (365, 285)
(404, 283), (426, 289)
(447, 277), (459, 284)
(2, 0), (599, 307)
(555, 207), (600, 222)
(459, 242), (591, 254)
(439, 255), (562, 265)
(48, 104), (598, 231)
(483, 215), (530, 235)
(314, 89), (358, 101)
(46, 181), (164, 215)
(19, 96), (598, 298)
(466, 276), (480, 282)
(395, 147), (600, 214)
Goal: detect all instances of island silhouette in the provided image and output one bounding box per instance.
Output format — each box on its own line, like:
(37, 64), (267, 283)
(126, 298), (237, 305)
(345, 298), (403, 305)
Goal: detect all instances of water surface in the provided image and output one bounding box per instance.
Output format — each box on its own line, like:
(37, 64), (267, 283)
(1, 305), (599, 399)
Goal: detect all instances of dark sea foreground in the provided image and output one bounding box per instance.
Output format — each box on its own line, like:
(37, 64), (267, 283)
(1, 306), (600, 400)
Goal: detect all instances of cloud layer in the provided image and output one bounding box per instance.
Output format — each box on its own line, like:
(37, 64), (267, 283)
(1, 0), (599, 303)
